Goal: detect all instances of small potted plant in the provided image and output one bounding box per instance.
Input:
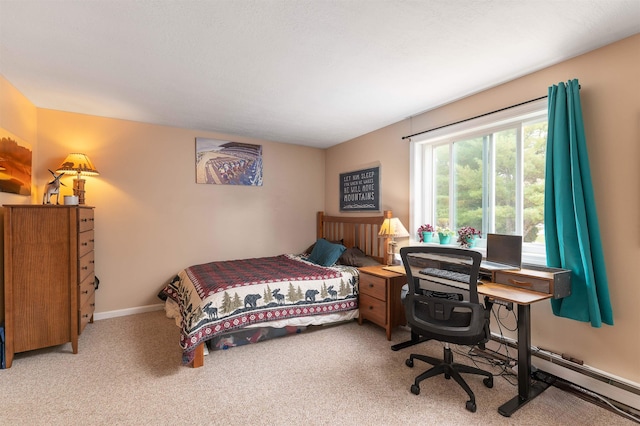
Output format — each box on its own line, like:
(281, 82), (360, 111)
(417, 224), (435, 243)
(436, 226), (455, 244)
(458, 226), (482, 248)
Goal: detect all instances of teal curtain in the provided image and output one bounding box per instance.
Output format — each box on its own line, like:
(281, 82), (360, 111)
(544, 79), (613, 327)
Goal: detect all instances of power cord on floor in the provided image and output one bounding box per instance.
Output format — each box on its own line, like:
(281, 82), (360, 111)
(453, 343), (517, 386)
(450, 304), (521, 386)
(570, 383), (639, 423)
(542, 372), (640, 424)
(455, 303), (640, 423)
(487, 304), (519, 385)
(456, 346), (639, 423)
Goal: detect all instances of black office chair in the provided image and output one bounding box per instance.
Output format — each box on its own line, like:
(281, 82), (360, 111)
(399, 246), (493, 413)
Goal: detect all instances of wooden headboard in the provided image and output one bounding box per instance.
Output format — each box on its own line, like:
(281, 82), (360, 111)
(316, 210), (391, 264)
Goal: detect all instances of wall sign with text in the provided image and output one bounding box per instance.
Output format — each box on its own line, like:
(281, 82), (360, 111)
(339, 166), (380, 211)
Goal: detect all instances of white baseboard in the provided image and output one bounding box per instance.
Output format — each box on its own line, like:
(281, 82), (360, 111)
(93, 303), (165, 321)
(532, 356), (640, 412)
(486, 334), (640, 412)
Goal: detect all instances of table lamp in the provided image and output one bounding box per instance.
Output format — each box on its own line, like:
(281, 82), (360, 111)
(378, 217), (410, 265)
(56, 153), (99, 205)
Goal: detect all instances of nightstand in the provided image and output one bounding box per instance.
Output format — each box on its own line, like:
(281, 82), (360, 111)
(357, 265), (407, 340)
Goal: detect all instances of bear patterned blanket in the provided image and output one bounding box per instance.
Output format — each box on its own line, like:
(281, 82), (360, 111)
(160, 254), (359, 364)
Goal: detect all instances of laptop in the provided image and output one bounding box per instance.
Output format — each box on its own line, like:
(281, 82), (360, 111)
(480, 233), (522, 271)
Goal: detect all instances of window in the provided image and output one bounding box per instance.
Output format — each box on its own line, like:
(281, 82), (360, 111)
(410, 99), (547, 264)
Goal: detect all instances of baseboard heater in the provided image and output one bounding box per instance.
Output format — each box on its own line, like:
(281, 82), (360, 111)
(486, 333), (640, 417)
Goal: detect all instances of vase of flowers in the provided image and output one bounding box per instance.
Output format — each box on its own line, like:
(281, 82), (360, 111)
(417, 224), (435, 243)
(457, 226), (482, 248)
(436, 226), (455, 244)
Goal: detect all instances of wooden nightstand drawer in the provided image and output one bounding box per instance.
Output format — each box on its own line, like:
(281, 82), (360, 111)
(359, 294), (386, 325)
(359, 273), (387, 301)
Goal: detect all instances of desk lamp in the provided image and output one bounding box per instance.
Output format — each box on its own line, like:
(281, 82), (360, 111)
(379, 217), (410, 265)
(56, 153), (99, 205)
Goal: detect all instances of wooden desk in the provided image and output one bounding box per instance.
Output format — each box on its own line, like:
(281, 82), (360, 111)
(478, 282), (552, 417)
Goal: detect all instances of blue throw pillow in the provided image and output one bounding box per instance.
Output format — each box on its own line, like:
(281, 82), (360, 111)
(307, 238), (346, 267)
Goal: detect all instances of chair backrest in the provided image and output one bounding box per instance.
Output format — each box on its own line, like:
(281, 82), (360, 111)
(399, 246), (489, 346)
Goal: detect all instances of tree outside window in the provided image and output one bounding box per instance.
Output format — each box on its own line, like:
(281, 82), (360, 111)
(411, 102), (547, 262)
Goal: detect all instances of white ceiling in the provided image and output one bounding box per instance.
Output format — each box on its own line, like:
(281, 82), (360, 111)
(1, 1), (639, 148)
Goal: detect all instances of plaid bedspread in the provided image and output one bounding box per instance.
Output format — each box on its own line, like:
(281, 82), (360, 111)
(161, 254), (359, 364)
(185, 254), (342, 299)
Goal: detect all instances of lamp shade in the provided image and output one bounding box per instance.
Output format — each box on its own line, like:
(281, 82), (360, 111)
(378, 217), (410, 238)
(56, 153), (99, 176)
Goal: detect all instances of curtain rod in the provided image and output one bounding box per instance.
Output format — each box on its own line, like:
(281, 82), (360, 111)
(403, 84), (581, 140)
(402, 95), (548, 140)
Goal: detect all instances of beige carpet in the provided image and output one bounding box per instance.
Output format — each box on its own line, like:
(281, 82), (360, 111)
(0, 311), (634, 425)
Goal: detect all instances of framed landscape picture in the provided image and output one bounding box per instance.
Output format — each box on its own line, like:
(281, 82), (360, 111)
(0, 128), (32, 195)
(195, 138), (263, 186)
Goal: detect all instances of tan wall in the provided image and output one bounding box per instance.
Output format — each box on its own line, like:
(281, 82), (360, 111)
(0, 76), (39, 205)
(1, 76), (326, 314)
(326, 34), (640, 383)
(0, 77), (37, 143)
(35, 110), (326, 313)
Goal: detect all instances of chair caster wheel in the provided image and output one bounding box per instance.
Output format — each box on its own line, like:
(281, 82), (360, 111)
(405, 359), (414, 368)
(466, 400), (477, 413)
(483, 376), (494, 388)
(410, 384), (420, 395)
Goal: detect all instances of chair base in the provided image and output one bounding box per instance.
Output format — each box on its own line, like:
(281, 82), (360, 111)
(406, 346), (493, 413)
(391, 330), (431, 351)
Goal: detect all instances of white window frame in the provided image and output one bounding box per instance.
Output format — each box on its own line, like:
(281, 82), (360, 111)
(409, 99), (548, 265)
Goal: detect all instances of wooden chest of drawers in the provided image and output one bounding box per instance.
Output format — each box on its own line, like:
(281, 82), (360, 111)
(358, 265), (406, 340)
(2, 205), (96, 368)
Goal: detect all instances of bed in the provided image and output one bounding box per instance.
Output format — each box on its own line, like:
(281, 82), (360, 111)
(159, 210), (392, 367)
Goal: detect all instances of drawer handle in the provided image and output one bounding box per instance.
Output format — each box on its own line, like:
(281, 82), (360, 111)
(82, 290), (89, 294)
(81, 218), (88, 222)
(82, 266), (88, 270)
(90, 260), (95, 264)
(82, 314), (90, 318)
(368, 283), (374, 288)
(81, 242), (88, 246)
(90, 303), (95, 307)
(90, 239), (95, 243)
(509, 279), (532, 287)
(368, 306), (374, 310)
